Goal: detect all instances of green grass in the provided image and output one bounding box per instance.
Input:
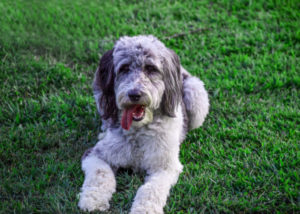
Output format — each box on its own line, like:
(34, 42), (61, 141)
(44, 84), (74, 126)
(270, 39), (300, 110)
(0, 0), (299, 213)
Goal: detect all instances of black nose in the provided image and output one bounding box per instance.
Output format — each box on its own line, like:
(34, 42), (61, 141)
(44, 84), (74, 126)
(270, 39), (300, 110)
(128, 89), (142, 102)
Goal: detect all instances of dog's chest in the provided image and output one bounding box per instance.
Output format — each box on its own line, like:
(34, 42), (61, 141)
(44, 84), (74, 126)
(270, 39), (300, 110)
(125, 126), (161, 164)
(122, 117), (182, 171)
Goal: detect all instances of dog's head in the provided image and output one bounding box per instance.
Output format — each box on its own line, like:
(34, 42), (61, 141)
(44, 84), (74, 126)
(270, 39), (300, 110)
(93, 35), (182, 130)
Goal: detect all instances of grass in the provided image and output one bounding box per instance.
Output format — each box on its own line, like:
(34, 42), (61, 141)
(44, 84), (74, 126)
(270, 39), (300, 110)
(0, 0), (299, 213)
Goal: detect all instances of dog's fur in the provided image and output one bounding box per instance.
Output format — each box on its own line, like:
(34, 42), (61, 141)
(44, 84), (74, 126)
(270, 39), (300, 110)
(78, 35), (209, 213)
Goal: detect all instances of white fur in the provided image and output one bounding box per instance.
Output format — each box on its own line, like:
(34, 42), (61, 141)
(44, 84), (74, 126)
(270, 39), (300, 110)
(78, 156), (116, 212)
(79, 107), (184, 213)
(183, 77), (209, 129)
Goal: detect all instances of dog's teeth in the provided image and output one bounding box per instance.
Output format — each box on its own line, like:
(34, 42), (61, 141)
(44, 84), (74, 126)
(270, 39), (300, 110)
(133, 114), (141, 119)
(133, 112), (144, 120)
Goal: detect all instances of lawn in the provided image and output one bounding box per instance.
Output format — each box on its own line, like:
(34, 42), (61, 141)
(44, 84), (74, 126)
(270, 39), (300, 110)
(0, 0), (299, 213)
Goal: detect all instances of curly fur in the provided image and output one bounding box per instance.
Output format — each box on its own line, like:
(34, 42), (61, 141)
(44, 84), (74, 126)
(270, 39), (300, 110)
(78, 35), (209, 213)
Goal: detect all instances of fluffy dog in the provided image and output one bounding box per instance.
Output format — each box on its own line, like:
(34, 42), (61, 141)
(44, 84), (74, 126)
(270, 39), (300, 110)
(78, 35), (209, 213)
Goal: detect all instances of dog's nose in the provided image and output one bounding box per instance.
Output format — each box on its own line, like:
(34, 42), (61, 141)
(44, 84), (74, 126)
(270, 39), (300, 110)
(128, 89), (142, 102)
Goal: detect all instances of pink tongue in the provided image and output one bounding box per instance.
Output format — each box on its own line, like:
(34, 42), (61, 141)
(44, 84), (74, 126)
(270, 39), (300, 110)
(121, 105), (141, 130)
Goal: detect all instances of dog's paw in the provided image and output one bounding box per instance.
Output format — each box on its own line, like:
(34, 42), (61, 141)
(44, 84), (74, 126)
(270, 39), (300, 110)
(130, 206), (163, 214)
(78, 187), (110, 212)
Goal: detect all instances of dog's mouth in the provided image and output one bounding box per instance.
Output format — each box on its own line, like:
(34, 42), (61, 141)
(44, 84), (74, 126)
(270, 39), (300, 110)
(121, 105), (145, 130)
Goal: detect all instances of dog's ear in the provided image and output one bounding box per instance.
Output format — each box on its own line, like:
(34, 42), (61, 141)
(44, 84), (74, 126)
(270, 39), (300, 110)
(161, 49), (183, 117)
(93, 49), (118, 122)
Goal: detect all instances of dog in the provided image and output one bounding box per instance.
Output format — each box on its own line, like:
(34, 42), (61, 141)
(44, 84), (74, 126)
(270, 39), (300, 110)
(78, 35), (209, 214)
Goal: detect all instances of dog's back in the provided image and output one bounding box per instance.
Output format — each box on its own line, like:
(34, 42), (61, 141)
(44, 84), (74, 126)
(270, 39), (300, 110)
(181, 67), (209, 130)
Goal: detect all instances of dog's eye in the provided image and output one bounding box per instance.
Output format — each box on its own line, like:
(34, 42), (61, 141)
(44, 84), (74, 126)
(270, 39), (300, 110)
(145, 65), (158, 74)
(119, 64), (130, 74)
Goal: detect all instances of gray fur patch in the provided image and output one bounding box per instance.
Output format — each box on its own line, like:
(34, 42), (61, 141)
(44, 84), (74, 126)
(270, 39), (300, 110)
(81, 148), (93, 161)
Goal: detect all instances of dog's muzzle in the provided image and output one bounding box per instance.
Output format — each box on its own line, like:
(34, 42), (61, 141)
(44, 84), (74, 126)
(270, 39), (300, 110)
(121, 104), (145, 130)
(128, 89), (142, 102)
(120, 89), (150, 130)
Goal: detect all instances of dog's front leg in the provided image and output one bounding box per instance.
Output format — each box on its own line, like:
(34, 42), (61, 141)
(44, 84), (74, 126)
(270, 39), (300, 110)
(78, 154), (116, 212)
(130, 168), (182, 214)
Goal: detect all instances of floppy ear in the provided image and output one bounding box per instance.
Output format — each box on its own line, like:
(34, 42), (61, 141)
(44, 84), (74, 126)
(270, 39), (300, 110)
(93, 49), (118, 122)
(161, 49), (183, 117)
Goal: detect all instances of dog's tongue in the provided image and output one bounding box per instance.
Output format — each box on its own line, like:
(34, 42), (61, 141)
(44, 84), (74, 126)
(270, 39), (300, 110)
(121, 105), (143, 130)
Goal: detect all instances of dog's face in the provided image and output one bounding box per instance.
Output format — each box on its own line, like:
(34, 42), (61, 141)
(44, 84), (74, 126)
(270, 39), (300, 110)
(94, 35), (182, 130)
